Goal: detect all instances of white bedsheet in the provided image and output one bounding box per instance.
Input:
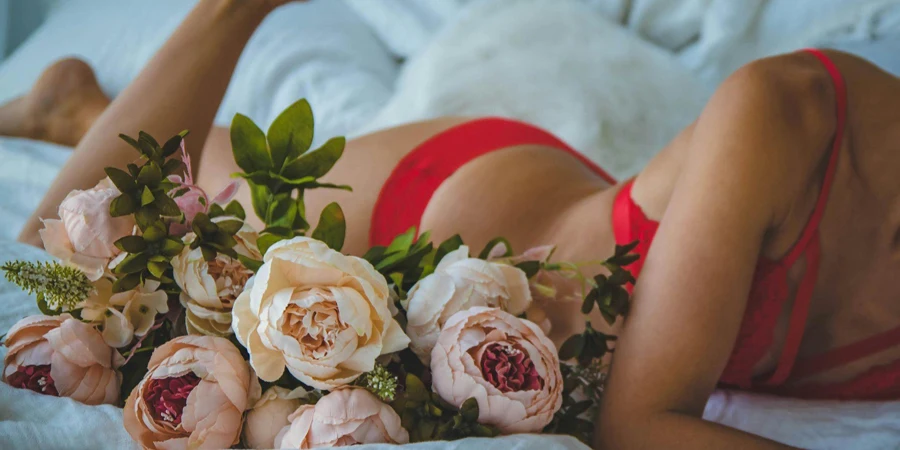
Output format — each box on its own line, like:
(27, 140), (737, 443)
(1, 0), (900, 449)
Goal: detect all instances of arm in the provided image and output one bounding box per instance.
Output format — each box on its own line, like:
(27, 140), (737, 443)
(596, 54), (838, 449)
(18, 0), (295, 246)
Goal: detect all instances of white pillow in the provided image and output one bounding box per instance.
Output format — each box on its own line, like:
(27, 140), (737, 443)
(0, 0), (398, 145)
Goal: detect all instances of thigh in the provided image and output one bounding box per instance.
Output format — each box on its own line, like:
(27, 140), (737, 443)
(196, 117), (470, 255)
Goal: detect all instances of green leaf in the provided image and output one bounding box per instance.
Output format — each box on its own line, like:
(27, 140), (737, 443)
(262, 226), (294, 238)
(36, 293), (61, 316)
(362, 246), (386, 264)
(311, 202), (346, 251)
(224, 200), (246, 220)
(478, 237), (512, 260)
(265, 196), (298, 229)
(134, 206), (160, 231)
(230, 113), (272, 173)
(434, 234), (464, 264)
(248, 182), (272, 221)
(161, 158), (186, 177)
(386, 227), (416, 256)
(137, 162), (162, 187)
(115, 253), (150, 275)
(615, 240), (639, 257)
(109, 194), (137, 217)
(405, 373), (429, 402)
(515, 260), (541, 278)
(256, 233), (282, 256)
(105, 167), (136, 193)
(611, 252), (641, 267)
(114, 235), (147, 253)
(143, 223), (167, 242)
(281, 136), (345, 180)
(118, 134), (142, 153)
(161, 130), (189, 158)
(237, 254), (263, 272)
(558, 334), (584, 360)
(138, 131), (159, 150)
(200, 246), (217, 262)
(154, 193), (181, 217)
(608, 267), (634, 286)
(161, 238), (185, 257)
(192, 213), (218, 235)
(460, 398), (479, 422)
(216, 219), (243, 235)
(267, 99), (314, 170)
(141, 186), (155, 206)
(147, 261), (167, 278)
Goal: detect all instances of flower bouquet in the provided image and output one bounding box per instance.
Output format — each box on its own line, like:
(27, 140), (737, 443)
(1, 100), (636, 449)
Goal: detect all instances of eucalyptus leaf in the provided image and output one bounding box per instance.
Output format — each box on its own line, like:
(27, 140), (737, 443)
(267, 99), (314, 170)
(311, 202), (346, 251)
(230, 113), (272, 173)
(281, 136), (344, 180)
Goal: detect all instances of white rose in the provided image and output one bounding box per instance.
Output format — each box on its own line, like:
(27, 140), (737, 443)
(232, 237), (409, 390)
(172, 220), (260, 336)
(403, 246), (531, 364)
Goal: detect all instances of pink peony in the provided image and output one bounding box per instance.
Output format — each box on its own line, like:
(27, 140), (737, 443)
(243, 386), (309, 449)
(430, 307), (562, 434)
(39, 178), (136, 281)
(2, 314), (123, 405)
(403, 246), (531, 365)
(275, 387), (409, 448)
(123, 336), (260, 449)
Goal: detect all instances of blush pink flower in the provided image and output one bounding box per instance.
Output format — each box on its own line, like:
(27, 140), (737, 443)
(430, 307), (562, 434)
(403, 246), (531, 364)
(39, 178), (136, 281)
(2, 314), (123, 405)
(243, 386), (309, 449)
(274, 387), (409, 448)
(123, 336), (260, 449)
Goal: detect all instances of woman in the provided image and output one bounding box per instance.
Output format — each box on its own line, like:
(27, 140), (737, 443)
(4, 1), (900, 448)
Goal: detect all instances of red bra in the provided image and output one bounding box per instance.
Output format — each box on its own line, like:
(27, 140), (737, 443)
(614, 49), (900, 400)
(370, 49), (900, 401)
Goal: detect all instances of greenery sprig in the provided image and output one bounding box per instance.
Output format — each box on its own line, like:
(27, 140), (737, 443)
(106, 131), (190, 293)
(358, 363), (399, 402)
(392, 373), (500, 442)
(1, 260), (93, 313)
(229, 100), (348, 255)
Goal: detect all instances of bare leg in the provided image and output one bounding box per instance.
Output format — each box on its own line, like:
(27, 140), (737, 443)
(17, 0), (280, 247)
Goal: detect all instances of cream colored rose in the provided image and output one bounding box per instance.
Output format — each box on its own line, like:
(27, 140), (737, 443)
(430, 307), (563, 434)
(39, 178), (136, 281)
(232, 237), (409, 390)
(123, 336), (260, 449)
(3, 314), (123, 405)
(243, 386), (309, 449)
(403, 246), (531, 364)
(172, 221), (260, 336)
(274, 387), (409, 448)
(78, 279), (169, 348)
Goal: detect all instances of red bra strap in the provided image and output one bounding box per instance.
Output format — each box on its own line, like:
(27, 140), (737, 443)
(369, 118), (616, 247)
(790, 325), (900, 380)
(761, 49), (847, 385)
(780, 48), (847, 267)
(762, 238), (820, 385)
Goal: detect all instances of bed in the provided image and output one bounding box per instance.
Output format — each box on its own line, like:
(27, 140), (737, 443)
(1, 0), (899, 448)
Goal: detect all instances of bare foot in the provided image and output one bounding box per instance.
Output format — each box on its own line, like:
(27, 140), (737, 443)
(0, 58), (110, 147)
